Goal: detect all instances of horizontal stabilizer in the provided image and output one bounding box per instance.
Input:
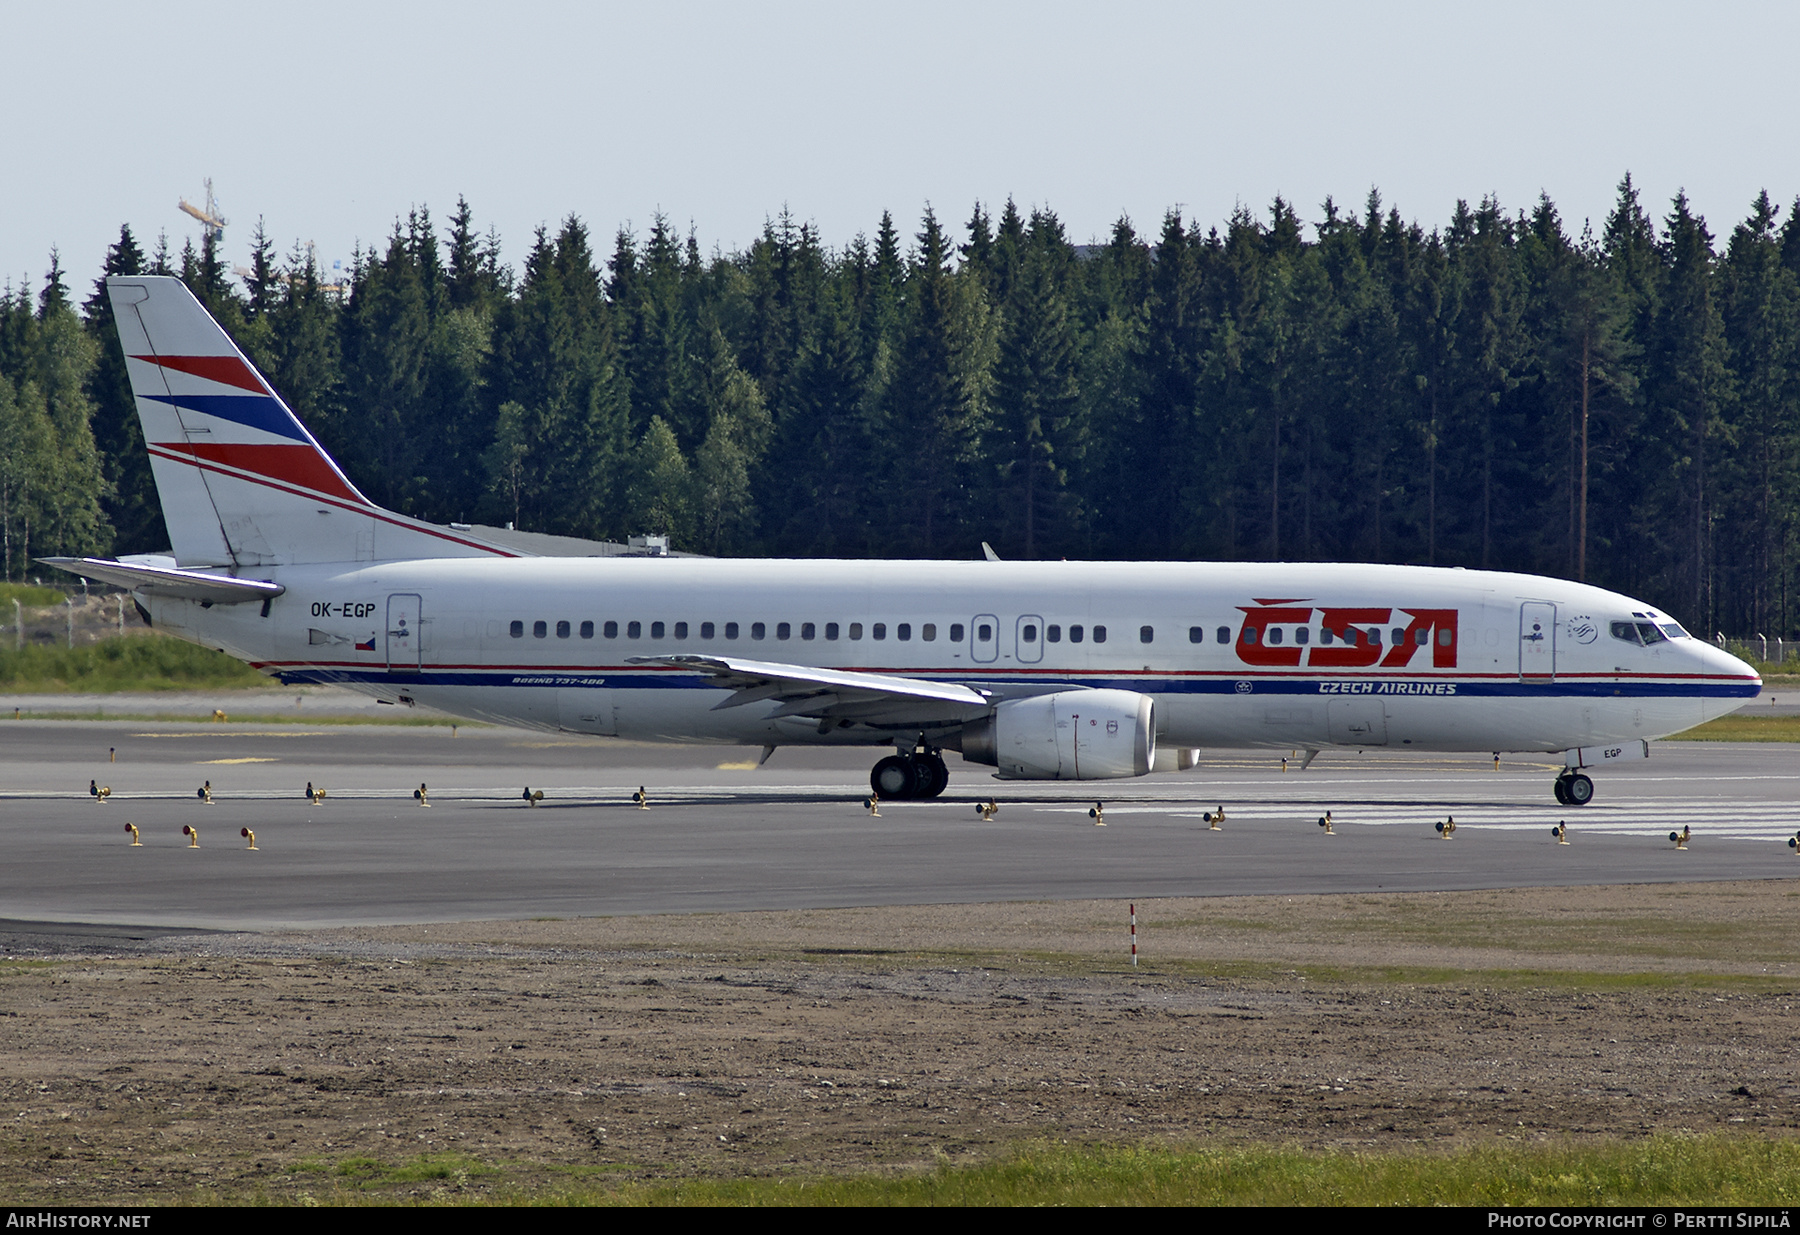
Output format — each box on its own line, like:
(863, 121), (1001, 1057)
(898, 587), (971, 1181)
(38, 557), (284, 605)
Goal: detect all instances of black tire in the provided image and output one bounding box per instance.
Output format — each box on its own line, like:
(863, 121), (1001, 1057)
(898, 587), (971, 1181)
(872, 756), (912, 799)
(900, 755), (929, 798)
(1566, 773), (1594, 806)
(919, 753), (949, 798)
(1552, 777), (1571, 805)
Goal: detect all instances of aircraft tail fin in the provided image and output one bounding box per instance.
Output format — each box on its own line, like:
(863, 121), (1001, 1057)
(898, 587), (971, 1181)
(107, 276), (513, 567)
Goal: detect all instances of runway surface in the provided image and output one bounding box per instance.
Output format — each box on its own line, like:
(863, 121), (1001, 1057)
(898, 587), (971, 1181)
(1, 718), (1796, 930)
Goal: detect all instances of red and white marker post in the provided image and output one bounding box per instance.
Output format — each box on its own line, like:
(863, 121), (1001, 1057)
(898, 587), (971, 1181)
(1130, 903), (1137, 967)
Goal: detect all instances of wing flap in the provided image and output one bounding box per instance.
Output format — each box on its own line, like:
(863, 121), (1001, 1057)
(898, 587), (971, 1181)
(626, 654), (992, 723)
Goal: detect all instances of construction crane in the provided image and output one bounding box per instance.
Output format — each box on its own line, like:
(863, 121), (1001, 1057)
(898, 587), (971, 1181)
(178, 178), (228, 245)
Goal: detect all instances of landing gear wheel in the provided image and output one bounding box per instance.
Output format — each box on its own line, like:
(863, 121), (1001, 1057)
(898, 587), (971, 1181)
(871, 756), (913, 800)
(1553, 777), (1571, 805)
(909, 753), (949, 798)
(1565, 772), (1594, 806)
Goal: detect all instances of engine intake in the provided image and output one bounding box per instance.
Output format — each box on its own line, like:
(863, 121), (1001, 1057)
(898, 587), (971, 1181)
(961, 689), (1155, 780)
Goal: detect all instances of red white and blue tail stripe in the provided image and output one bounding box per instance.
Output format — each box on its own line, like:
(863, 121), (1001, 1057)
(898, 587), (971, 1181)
(107, 276), (511, 567)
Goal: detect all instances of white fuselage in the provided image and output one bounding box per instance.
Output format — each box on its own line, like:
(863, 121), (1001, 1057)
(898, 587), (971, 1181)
(144, 557), (1759, 759)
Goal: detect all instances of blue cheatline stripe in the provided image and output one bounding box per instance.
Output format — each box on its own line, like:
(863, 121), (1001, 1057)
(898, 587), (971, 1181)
(269, 666), (1759, 701)
(143, 394), (306, 441)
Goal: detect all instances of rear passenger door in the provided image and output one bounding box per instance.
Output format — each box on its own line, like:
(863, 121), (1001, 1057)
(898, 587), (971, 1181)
(970, 614), (999, 664)
(1015, 615), (1044, 664)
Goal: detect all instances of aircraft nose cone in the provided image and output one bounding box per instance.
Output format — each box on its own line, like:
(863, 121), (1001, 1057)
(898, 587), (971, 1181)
(1692, 640), (1760, 724)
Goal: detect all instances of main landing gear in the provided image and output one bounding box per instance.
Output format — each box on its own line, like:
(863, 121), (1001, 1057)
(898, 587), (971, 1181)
(870, 748), (949, 800)
(1553, 770), (1595, 806)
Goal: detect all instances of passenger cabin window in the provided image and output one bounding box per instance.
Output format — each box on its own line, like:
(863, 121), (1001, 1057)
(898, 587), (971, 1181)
(556, 620), (570, 638)
(1293, 627), (1307, 645)
(1391, 627), (1405, 646)
(627, 620), (641, 639)
(897, 623), (911, 641)
(1268, 627), (1283, 645)
(533, 620), (547, 638)
(922, 624), (936, 641)
(1189, 626), (1204, 644)
(1048, 625), (1062, 642)
(725, 622), (739, 639)
(650, 621), (665, 639)
(579, 620), (593, 639)
(674, 621), (688, 639)
(873, 623), (887, 640)
(825, 622), (839, 640)
(1069, 625), (1084, 643)
(700, 621), (715, 639)
(1093, 626), (1107, 643)
(1216, 627), (1230, 644)
(1139, 625), (1154, 644)
(751, 622), (766, 640)
(510, 620), (524, 638)
(949, 623), (964, 642)
(849, 623), (863, 640)
(1021, 624), (1037, 643)
(603, 620), (618, 638)
(975, 623), (991, 643)
(777, 622), (791, 640)
(801, 622), (816, 640)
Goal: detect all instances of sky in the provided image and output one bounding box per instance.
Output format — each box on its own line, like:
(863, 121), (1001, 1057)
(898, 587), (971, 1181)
(6, 0), (1799, 295)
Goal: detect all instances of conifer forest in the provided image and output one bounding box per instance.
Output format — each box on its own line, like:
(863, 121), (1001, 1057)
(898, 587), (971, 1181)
(4, 178), (1800, 639)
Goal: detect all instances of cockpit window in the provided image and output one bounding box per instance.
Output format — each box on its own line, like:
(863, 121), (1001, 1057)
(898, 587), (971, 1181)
(1636, 622), (1667, 645)
(1610, 621), (1643, 646)
(1658, 622), (1689, 639)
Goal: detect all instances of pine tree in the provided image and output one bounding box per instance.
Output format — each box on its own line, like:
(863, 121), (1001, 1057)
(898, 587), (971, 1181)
(989, 209), (1084, 557)
(1718, 191), (1800, 633)
(1646, 194), (1733, 625)
(882, 208), (992, 554)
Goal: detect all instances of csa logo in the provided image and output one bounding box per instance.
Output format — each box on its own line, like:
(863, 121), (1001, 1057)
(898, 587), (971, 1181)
(1234, 600), (1458, 669)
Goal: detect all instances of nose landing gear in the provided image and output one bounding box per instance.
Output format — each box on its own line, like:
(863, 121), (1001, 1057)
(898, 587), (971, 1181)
(870, 747), (949, 800)
(1553, 771), (1594, 806)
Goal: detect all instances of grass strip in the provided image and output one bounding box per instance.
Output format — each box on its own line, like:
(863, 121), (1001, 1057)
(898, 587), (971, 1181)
(0, 583), (67, 606)
(267, 1135), (1800, 1206)
(0, 636), (266, 692)
(1665, 713), (1800, 742)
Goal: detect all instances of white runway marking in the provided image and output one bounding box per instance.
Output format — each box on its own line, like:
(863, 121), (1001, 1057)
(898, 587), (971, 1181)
(1037, 799), (1800, 843)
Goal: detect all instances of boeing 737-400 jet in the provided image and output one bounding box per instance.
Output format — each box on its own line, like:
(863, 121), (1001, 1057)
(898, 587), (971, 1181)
(45, 277), (1761, 805)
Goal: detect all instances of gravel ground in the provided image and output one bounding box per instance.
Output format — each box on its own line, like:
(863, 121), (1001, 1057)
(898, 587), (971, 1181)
(3, 881), (1799, 1203)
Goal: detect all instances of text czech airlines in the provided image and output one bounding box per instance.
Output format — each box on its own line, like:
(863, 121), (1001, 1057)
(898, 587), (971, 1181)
(1318, 680), (1459, 695)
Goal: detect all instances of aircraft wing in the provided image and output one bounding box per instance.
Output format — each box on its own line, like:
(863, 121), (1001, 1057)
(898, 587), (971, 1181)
(625, 654), (993, 725)
(38, 557), (285, 605)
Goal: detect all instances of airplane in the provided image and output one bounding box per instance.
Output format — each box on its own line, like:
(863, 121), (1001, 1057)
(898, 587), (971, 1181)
(45, 276), (1761, 807)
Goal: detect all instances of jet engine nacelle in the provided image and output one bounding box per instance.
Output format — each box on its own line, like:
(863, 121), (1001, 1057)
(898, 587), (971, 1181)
(960, 689), (1156, 780)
